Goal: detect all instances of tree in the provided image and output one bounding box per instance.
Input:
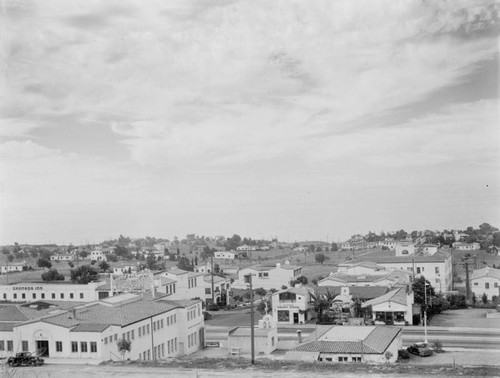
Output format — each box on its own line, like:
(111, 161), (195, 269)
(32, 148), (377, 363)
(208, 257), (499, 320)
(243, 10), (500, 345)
(41, 268), (65, 281)
(37, 258), (52, 269)
(412, 276), (435, 305)
(290, 275), (308, 286)
(225, 234), (242, 251)
(482, 293), (488, 304)
(255, 288), (267, 297)
(117, 338), (131, 360)
(79, 250), (89, 259)
(315, 253), (327, 264)
(70, 265), (98, 284)
(177, 256), (193, 271)
(331, 243), (338, 252)
(1, 247), (10, 255)
(214, 263), (221, 274)
(313, 289), (335, 323)
(107, 254), (118, 262)
(7, 254), (14, 262)
(68, 261), (74, 268)
(256, 297), (272, 315)
(99, 261), (110, 272)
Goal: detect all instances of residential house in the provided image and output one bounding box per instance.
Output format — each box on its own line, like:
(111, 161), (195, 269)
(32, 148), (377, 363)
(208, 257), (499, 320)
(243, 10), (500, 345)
(471, 267), (500, 300)
(89, 250), (106, 262)
(203, 275), (231, 306)
(50, 254), (74, 261)
(0, 263), (26, 274)
(232, 262), (303, 291)
(214, 251), (236, 260)
(236, 245), (257, 252)
(453, 242), (481, 251)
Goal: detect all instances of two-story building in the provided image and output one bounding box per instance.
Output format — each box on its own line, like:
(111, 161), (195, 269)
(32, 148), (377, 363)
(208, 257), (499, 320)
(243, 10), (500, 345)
(0, 293), (204, 362)
(471, 267), (500, 300)
(271, 285), (316, 324)
(232, 262), (303, 291)
(154, 268), (205, 302)
(89, 250), (106, 262)
(203, 275), (232, 306)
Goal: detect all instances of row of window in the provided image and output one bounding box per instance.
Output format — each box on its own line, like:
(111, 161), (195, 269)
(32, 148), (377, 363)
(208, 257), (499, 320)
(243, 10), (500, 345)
(165, 283), (176, 295)
(68, 341), (97, 353)
(0, 340), (13, 351)
(473, 282), (498, 289)
(137, 338), (178, 361)
(187, 306), (201, 321)
(187, 332), (197, 348)
(2, 292), (85, 300)
(188, 278), (198, 289)
(319, 356), (362, 362)
(257, 272), (269, 278)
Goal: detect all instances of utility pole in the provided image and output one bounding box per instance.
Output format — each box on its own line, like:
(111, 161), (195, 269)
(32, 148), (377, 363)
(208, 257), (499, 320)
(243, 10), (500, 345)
(423, 281), (428, 344)
(245, 273), (255, 365)
(211, 257), (215, 306)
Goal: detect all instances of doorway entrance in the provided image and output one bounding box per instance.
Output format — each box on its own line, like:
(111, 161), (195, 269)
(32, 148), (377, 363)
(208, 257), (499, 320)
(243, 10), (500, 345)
(293, 312), (299, 324)
(36, 340), (49, 357)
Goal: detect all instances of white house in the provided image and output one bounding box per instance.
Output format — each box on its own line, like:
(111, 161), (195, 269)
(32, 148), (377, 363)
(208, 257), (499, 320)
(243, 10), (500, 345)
(0, 293), (204, 362)
(0, 263), (26, 274)
(227, 315), (277, 356)
(471, 267), (500, 300)
(453, 242), (481, 251)
(112, 266), (137, 276)
(233, 262), (303, 291)
(272, 285), (316, 325)
(395, 243), (415, 256)
(214, 251), (235, 260)
(236, 245), (257, 251)
(203, 275), (232, 306)
(419, 244), (439, 255)
(89, 250), (106, 262)
(362, 287), (414, 325)
(50, 254), (74, 261)
(285, 326), (402, 364)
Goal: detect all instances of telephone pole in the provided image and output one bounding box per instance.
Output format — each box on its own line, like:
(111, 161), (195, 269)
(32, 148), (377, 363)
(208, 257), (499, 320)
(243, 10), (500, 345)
(245, 273), (255, 365)
(211, 257), (215, 305)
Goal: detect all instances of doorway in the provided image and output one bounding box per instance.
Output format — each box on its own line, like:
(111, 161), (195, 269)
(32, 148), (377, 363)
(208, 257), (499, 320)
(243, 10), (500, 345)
(293, 312), (299, 324)
(36, 340), (49, 357)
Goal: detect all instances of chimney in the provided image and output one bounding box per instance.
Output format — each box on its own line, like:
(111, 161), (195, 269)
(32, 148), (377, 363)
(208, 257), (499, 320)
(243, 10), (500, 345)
(297, 330), (302, 344)
(69, 309), (77, 320)
(276, 263), (281, 268)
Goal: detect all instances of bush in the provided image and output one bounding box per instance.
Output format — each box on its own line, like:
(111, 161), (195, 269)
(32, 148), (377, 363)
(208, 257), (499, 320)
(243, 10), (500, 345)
(398, 349), (410, 359)
(207, 303), (219, 311)
(203, 311), (212, 320)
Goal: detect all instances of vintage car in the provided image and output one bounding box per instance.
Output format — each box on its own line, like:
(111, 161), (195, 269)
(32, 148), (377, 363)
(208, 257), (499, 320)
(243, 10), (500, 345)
(6, 352), (44, 367)
(407, 343), (433, 357)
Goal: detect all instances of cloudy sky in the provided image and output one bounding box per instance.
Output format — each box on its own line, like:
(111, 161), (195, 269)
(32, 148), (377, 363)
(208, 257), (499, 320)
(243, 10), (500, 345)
(0, 0), (499, 245)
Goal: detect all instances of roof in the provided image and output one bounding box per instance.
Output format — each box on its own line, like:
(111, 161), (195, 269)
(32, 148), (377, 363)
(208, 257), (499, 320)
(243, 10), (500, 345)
(70, 323), (111, 332)
(166, 268), (189, 276)
(319, 271), (404, 284)
(362, 287), (408, 308)
(0, 305), (29, 322)
(471, 267), (500, 281)
(316, 286), (390, 300)
(292, 326), (401, 354)
(371, 251), (451, 264)
(203, 275), (228, 284)
(228, 326), (273, 337)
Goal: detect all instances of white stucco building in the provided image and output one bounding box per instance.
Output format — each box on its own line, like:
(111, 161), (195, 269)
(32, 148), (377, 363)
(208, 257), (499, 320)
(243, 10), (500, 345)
(471, 267), (500, 300)
(362, 287), (414, 325)
(0, 282), (108, 303)
(203, 275), (231, 306)
(0, 263), (26, 274)
(232, 262), (303, 291)
(272, 285), (316, 324)
(155, 268), (205, 302)
(0, 293), (204, 363)
(214, 251), (236, 260)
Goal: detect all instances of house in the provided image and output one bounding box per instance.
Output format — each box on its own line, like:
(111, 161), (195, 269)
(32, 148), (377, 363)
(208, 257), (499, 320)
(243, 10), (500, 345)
(285, 326), (402, 364)
(337, 261), (385, 275)
(203, 275), (232, 306)
(362, 287), (414, 325)
(272, 285), (316, 324)
(419, 244), (439, 255)
(236, 245), (257, 251)
(112, 266), (137, 276)
(232, 262), (303, 291)
(453, 242), (481, 251)
(227, 315), (278, 356)
(471, 267), (500, 300)
(50, 254), (74, 261)
(89, 250), (106, 262)
(0, 293), (204, 362)
(395, 243), (415, 256)
(0, 263), (26, 274)
(214, 251), (236, 260)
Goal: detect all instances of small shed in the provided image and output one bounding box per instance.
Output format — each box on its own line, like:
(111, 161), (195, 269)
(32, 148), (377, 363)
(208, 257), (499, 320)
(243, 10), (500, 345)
(227, 315), (278, 356)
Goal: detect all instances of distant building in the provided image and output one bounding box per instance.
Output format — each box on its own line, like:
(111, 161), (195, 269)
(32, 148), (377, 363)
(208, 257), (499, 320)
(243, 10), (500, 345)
(0, 263), (26, 274)
(395, 243), (415, 257)
(236, 245), (257, 251)
(89, 250), (106, 262)
(362, 287), (414, 325)
(471, 267), (500, 300)
(227, 315), (277, 356)
(233, 262), (303, 291)
(203, 275), (231, 306)
(214, 251), (236, 260)
(318, 270), (411, 288)
(155, 268), (205, 302)
(453, 242), (481, 251)
(285, 326), (402, 364)
(50, 254), (74, 261)
(0, 281), (107, 302)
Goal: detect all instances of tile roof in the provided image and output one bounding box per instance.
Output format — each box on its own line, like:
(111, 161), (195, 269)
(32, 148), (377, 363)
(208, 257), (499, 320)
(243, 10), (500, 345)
(70, 323), (111, 332)
(316, 286), (390, 300)
(203, 275), (228, 284)
(0, 305), (29, 321)
(362, 287), (408, 307)
(163, 299), (201, 308)
(0, 322), (20, 331)
(371, 251), (451, 264)
(166, 268), (189, 276)
(472, 267), (500, 280)
(293, 326), (401, 354)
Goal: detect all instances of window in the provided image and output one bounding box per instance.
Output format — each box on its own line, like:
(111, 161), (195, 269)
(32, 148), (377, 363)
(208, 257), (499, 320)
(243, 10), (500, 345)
(22, 341), (28, 351)
(131, 330), (135, 340)
(153, 322), (156, 331)
(104, 337), (108, 345)
(114, 334), (117, 341)
(71, 342), (78, 352)
(416, 267), (421, 274)
(160, 319), (164, 329)
(90, 342), (97, 353)
(139, 327), (142, 337)
(161, 343), (165, 357)
(147, 350), (150, 360)
(147, 324), (150, 334)
(80, 293), (84, 299)
(81, 342), (88, 352)
(277, 310), (290, 322)
(56, 341), (63, 352)
(402, 250), (409, 255)
(338, 356), (348, 362)
(41, 293), (45, 299)
(174, 338), (177, 352)
(7, 340), (13, 351)
(22, 293), (26, 299)
(127, 331), (130, 341)
(495, 283), (498, 288)
(205, 288), (211, 294)
(61, 293), (64, 299)
(70, 293), (74, 299)
(352, 357), (362, 362)
(0, 341), (4, 351)
(143, 351), (146, 360)
(486, 283), (490, 289)
(474, 282), (478, 286)
(32, 293), (36, 299)
(13, 293), (17, 299)
(52, 293), (56, 299)
(2, 293), (6, 299)
(435, 267), (440, 274)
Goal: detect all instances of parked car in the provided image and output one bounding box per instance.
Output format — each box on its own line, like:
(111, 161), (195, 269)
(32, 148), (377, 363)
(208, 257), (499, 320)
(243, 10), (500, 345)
(407, 343), (433, 357)
(6, 352), (44, 367)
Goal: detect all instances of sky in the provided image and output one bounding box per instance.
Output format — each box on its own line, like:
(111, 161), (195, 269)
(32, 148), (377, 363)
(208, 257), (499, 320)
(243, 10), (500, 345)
(0, 0), (499, 245)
